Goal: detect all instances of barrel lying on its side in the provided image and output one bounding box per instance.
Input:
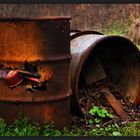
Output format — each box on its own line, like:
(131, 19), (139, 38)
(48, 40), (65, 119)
(70, 31), (140, 116)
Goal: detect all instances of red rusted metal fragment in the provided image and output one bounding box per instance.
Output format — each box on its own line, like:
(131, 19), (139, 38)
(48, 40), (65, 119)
(101, 87), (132, 121)
(5, 70), (24, 88)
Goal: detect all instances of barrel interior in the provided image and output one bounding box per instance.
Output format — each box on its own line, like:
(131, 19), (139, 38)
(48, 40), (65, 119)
(78, 38), (140, 113)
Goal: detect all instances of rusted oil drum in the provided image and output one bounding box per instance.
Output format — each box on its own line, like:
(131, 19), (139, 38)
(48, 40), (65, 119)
(0, 17), (71, 128)
(70, 31), (140, 116)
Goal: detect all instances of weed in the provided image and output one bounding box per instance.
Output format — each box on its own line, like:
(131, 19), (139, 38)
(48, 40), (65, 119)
(4, 117), (40, 136)
(88, 124), (121, 136)
(0, 119), (7, 136)
(0, 116), (139, 136)
(103, 20), (131, 36)
(43, 122), (61, 136)
(88, 106), (113, 125)
(120, 121), (140, 136)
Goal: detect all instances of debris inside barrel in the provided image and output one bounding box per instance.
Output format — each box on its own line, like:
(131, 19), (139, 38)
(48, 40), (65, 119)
(78, 58), (140, 127)
(0, 61), (52, 92)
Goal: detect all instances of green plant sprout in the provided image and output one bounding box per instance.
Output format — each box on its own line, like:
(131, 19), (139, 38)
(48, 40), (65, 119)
(88, 106), (113, 124)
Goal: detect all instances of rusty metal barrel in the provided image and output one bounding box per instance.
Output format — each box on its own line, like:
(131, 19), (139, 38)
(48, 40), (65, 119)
(70, 31), (140, 116)
(0, 17), (71, 128)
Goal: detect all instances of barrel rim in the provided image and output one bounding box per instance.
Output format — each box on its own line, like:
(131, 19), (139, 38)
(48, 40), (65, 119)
(0, 16), (71, 21)
(70, 30), (104, 40)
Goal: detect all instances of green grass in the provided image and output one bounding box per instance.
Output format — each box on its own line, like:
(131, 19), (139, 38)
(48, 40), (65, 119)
(102, 19), (131, 36)
(0, 117), (140, 136)
(100, 20), (140, 50)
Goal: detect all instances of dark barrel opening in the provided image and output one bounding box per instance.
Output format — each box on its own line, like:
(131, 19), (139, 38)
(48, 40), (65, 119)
(77, 37), (140, 114)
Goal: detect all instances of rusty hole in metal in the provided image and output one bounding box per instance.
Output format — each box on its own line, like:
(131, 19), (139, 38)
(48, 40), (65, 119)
(1, 60), (52, 92)
(24, 60), (39, 73)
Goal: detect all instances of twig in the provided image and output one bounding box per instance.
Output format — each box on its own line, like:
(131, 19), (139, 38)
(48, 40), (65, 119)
(101, 118), (115, 127)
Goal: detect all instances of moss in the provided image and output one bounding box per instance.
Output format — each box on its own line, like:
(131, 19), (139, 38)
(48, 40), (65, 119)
(0, 117), (139, 136)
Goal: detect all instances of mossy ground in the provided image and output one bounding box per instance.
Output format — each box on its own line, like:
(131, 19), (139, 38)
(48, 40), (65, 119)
(0, 116), (140, 136)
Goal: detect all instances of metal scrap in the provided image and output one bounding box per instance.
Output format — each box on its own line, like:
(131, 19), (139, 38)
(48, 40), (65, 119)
(0, 64), (50, 92)
(100, 87), (132, 121)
